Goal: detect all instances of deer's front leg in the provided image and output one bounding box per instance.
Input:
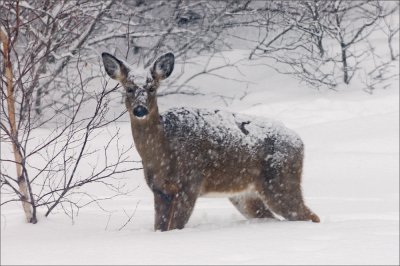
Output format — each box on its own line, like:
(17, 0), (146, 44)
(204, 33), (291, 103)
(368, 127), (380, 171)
(153, 190), (173, 231)
(153, 189), (197, 231)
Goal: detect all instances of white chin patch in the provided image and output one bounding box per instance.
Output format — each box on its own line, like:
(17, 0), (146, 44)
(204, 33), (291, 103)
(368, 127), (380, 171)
(135, 115), (148, 120)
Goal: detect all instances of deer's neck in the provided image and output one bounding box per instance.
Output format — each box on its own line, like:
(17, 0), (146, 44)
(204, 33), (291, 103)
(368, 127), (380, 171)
(129, 107), (168, 168)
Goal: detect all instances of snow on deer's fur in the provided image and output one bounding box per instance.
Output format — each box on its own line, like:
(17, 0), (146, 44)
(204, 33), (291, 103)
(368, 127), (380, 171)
(102, 52), (320, 231)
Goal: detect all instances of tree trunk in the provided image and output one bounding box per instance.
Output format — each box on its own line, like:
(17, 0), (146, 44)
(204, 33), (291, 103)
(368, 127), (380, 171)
(388, 33), (396, 61)
(340, 42), (349, 84)
(317, 37), (324, 58)
(1, 28), (36, 223)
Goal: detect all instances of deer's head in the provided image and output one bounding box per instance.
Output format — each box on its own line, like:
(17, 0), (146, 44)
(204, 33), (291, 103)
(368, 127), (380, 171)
(102, 52), (175, 119)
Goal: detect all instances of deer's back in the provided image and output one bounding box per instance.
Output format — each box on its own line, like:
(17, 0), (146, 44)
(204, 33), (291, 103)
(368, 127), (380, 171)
(161, 107), (303, 152)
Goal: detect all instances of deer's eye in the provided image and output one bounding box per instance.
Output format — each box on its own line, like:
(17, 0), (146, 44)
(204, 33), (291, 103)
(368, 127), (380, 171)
(148, 87), (155, 93)
(127, 87), (135, 94)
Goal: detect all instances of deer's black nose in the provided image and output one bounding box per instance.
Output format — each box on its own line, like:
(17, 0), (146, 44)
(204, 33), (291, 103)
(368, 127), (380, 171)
(133, 106), (149, 118)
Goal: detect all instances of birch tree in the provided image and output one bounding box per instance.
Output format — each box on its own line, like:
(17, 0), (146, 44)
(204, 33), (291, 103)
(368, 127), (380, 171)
(0, 0), (137, 223)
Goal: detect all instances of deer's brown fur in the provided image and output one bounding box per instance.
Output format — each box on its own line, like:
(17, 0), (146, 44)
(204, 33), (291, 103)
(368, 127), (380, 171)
(102, 52), (320, 231)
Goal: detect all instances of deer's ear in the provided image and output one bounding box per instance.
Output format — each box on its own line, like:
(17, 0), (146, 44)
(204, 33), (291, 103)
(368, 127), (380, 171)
(151, 53), (175, 80)
(102, 52), (129, 81)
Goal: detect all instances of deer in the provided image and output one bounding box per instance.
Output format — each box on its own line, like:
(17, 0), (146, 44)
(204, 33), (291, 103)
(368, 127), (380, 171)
(101, 52), (320, 231)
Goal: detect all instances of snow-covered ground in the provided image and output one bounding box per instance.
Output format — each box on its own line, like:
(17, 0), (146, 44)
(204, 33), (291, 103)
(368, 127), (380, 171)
(1, 50), (399, 265)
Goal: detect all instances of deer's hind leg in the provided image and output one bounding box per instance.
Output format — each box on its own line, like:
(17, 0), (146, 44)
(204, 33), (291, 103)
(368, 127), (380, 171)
(229, 194), (276, 219)
(260, 185), (320, 223)
(259, 153), (320, 223)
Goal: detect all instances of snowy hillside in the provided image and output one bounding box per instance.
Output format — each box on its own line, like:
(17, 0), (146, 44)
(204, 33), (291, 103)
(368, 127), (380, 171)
(1, 48), (398, 265)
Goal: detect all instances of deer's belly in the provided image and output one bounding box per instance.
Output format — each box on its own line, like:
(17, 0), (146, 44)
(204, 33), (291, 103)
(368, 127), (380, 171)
(199, 166), (260, 198)
(200, 183), (257, 198)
